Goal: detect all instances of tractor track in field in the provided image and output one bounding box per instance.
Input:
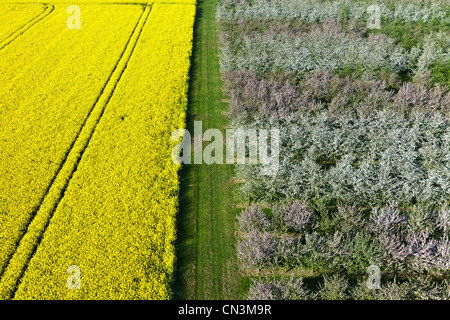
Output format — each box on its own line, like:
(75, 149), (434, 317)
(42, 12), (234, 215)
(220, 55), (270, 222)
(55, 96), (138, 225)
(0, 4), (54, 51)
(0, 4), (153, 299)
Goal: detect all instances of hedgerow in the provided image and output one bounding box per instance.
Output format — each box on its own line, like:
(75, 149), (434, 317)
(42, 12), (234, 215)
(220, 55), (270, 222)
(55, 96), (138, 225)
(246, 275), (450, 300)
(223, 70), (449, 119)
(237, 203), (450, 276)
(217, 0), (449, 23)
(235, 113), (450, 207)
(218, 2), (449, 84)
(220, 27), (448, 77)
(219, 13), (449, 53)
(220, 30), (412, 75)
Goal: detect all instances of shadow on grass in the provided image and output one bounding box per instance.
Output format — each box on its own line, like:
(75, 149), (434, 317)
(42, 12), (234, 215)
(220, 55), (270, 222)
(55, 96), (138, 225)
(172, 3), (202, 300)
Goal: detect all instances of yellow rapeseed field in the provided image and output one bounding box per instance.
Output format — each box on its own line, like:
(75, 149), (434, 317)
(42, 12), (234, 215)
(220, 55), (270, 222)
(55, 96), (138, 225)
(0, 2), (195, 299)
(0, 4), (143, 281)
(0, 4), (46, 43)
(4, 0), (197, 4)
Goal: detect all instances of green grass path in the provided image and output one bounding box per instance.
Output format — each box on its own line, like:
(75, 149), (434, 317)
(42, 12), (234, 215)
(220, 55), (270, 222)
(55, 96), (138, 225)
(174, 0), (243, 300)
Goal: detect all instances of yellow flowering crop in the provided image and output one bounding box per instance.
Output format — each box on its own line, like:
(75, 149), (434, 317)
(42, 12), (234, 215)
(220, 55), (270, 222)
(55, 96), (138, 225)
(4, 0), (197, 4)
(0, 4), (143, 281)
(0, 4), (47, 44)
(0, 3), (195, 299)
